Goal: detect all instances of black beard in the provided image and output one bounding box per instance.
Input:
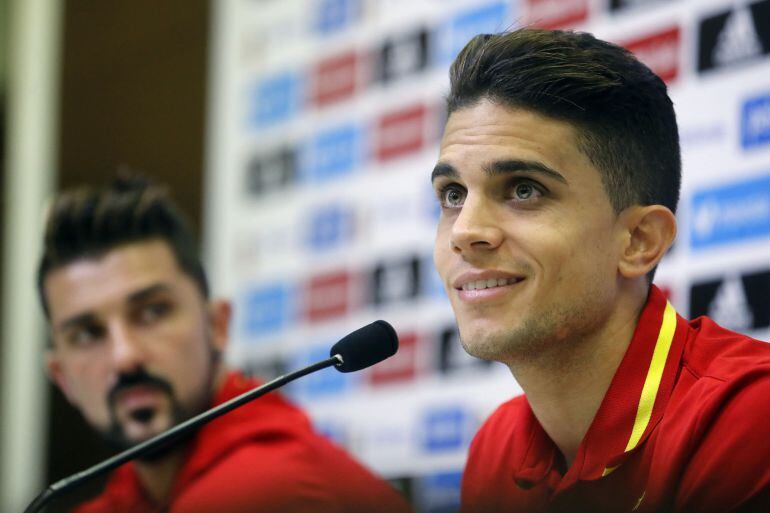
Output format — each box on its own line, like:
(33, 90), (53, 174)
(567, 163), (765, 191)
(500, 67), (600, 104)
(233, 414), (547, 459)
(103, 368), (194, 462)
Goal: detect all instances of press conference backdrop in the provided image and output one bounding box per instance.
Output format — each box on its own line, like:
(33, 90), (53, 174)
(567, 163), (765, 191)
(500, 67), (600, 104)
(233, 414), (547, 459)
(204, 0), (770, 510)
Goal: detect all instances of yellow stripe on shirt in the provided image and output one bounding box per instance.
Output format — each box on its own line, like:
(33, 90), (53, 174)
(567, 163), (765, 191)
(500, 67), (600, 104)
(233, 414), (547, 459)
(625, 301), (677, 452)
(602, 301), (677, 477)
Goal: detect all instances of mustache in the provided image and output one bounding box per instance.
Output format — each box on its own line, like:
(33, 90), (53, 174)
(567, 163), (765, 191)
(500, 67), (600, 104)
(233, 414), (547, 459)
(107, 368), (173, 407)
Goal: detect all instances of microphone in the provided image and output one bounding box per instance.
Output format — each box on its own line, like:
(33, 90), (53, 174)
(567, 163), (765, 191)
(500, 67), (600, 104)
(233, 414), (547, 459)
(23, 320), (399, 513)
(331, 319), (398, 372)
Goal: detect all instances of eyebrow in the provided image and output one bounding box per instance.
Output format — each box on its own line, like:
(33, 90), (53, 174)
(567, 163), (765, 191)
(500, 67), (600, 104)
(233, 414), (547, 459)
(431, 159), (568, 185)
(56, 283), (173, 332)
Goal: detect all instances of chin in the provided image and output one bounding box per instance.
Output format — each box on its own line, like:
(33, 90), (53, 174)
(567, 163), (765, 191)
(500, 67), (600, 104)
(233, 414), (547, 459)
(459, 327), (510, 362)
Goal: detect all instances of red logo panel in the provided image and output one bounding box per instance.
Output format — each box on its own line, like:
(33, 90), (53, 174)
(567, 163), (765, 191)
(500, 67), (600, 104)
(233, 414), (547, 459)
(368, 331), (418, 385)
(312, 51), (358, 106)
(622, 26), (681, 84)
(304, 270), (353, 322)
(524, 0), (589, 30)
(376, 104), (427, 161)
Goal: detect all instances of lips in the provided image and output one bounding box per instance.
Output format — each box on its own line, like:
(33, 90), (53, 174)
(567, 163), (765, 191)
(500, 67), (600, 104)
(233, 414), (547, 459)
(114, 384), (163, 414)
(451, 270), (525, 302)
(452, 271), (525, 291)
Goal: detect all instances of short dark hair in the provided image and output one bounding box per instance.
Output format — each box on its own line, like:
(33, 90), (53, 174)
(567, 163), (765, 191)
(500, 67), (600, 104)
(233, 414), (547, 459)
(447, 28), (681, 215)
(37, 174), (209, 317)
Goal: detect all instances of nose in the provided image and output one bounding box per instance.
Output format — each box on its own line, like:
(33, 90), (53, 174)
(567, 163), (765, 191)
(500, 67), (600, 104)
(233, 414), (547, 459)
(450, 194), (504, 254)
(109, 321), (147, 374)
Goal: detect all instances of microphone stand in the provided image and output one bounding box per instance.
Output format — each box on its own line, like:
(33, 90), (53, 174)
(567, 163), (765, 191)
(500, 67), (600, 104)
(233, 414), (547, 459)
(24, 355), (343, 513)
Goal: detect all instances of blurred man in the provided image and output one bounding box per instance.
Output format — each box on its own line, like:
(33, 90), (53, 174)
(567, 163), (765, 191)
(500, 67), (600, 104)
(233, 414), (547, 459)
(39, 175), (412, 513)
(432, 28), (770, 512)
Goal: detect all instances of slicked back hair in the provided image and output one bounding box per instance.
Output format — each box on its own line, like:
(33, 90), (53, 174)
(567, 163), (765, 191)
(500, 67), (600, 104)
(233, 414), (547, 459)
(447, 28), (681, 216)
(37, 174), (208, 317)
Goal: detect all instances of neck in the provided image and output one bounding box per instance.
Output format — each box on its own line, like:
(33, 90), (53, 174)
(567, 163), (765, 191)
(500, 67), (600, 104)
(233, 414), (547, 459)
(134, 447), (187, 504)
(134, 364), (230, 504)
(508, 285), (647, 469)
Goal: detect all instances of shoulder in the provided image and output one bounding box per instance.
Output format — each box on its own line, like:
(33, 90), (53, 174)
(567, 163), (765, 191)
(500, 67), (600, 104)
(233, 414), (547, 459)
(683, 316), (770, 381)
(677, 319), (770, 431)
(465, 395), (528, 473)
(673, 320), (770, 511)
(177, 429), (411, 513)
(471, 394), (528, 444)
(69, 465), (142, 513)
(678, 318), (770, 456)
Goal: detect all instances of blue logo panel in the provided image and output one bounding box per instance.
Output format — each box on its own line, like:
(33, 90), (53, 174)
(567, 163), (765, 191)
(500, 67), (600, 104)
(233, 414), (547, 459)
(289, 345), (353, 399)
(421, 406), (475, 453)
(313, 0), (360, 34)
(248, 72), (301, 129)
(300, 123), (363, 183)
(439, 2), (510, 64)
(742, 92), (770, 150)
(305, 203), (355, 250)
(690, 173), (770, 249)
(240, 283), (294, 338)
(415, 471), (463, 513)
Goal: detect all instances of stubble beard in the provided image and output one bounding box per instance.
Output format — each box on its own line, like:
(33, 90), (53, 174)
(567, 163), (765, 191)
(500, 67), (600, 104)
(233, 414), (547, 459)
(458, 294), (609, 370)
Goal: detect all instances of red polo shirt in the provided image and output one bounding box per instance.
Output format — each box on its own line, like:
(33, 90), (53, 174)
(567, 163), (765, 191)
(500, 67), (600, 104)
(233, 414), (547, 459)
(460, 285), (770, 513)
(74, 372), (412, 513)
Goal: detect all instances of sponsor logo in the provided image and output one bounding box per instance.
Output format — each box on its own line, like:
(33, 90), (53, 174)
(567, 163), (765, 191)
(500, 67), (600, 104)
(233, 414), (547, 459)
(414, 471), (463, 513)
(304, 203), (356, 250)
(742, 92), (770, 150)
(248, 72), (301, 128)
(421, 406), (476, 452)
(440, 2), (509, 63)
(609, 0), (666, 12)
(690, 270), (770, 331)
(368, 331), (419, 384)
(437, 325), (494, 374)
(300, 123), (363, 183)
(371, 255), (422, 305)
(313, 0), (360, 34)
(376, 104), (428, 161)
(622, 26), (681, 84)
(690, 173), (770, 249)
(303, 270), (355, 322)
(245, 146), (297, 196)
(311, 51), (359, 106)
(378, 27), (431, 84)
(240, 283), (294, 338)
(524, 0), (589, 30)
(289, 345), (353, 399)
(697, 0), (770, 73)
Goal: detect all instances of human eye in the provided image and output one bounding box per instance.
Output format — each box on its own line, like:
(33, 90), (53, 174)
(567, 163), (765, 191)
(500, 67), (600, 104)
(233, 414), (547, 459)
(66, 324), (105, 347)
(508, 180), (545, 203)
(436, 184), (467, 209)
(134, 300), (172, 325)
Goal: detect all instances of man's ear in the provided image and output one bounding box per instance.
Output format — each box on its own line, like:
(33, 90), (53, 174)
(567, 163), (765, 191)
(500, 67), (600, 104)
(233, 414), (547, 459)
(617, 205), (677, 279)
(44, 349), (76, 405)
(208, 299), (232, 353)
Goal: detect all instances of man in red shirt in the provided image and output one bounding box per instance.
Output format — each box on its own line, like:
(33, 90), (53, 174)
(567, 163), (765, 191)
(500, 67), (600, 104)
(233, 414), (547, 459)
(432, 29), (770, 512)
(38, 176), (412, 513)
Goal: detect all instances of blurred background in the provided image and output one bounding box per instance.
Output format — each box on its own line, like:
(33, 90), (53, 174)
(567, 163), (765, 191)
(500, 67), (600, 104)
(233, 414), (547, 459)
(1, 0), (770, 511)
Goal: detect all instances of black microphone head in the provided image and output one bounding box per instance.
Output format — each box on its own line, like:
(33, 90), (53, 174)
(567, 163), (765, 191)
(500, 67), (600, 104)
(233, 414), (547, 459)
(330, 320), (399, 373)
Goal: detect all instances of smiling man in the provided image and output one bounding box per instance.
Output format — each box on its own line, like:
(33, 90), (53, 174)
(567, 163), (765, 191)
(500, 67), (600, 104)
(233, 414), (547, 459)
(433, 29), (770, 512)
(39, 176), (411, 513)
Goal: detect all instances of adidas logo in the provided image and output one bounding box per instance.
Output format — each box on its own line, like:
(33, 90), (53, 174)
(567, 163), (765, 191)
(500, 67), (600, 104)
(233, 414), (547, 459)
(712, 6), (762, 66)
(697, 0), (770, 72)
